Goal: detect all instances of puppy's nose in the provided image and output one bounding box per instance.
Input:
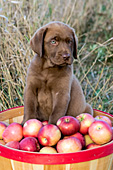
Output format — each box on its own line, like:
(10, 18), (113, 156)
(62, 53), (70, 60)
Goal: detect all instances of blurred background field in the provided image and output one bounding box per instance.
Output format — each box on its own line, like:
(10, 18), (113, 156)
(0, 0), (113, 114)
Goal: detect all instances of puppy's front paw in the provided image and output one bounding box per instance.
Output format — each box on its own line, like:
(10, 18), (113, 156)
(21, 119), (26, 126)
(21, 117), (30, 126)
(48, 118), (57, 125)
(84, 103), (93, 116)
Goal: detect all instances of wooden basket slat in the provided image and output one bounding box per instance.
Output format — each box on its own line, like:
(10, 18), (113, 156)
(0, 156), (13, 170)
(0, 106), (24, 121)
(11, 160), (34, 170)
(0, 154), (112, 170)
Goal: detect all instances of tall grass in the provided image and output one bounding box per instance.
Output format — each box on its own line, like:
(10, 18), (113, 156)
(0, 0), (113, 114)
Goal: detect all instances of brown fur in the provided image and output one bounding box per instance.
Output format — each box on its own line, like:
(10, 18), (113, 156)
(22, 21), (93, 125)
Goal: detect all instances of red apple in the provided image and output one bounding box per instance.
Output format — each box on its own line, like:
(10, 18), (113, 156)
(64, 132), (85, 148)
(56, 116), (80, 136)
(42, 120), (48, 126)
(39, 146), (57, 153)
(56, 137), (82, 153)
(76, 113), (95, 135)
(88, 120), (112, 144)
(71, 132), (85, 148)
(2, 122), (23, 143)
(86, 143), (101, 149)
(6, 141), (20, 149)
(0, 140), (5, 145)
(84, 134), (93, 146)
(0, 122), (7, 139)
(95, 115), (112, 127)
(37, 124), (61, 146)
(23, 119), (43, 138)
(19, 137), (40, 152)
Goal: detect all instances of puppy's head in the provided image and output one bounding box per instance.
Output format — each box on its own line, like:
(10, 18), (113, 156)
(30, 21), (78, 66)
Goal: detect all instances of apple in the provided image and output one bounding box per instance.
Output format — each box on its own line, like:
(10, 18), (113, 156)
(19, 137), (40, 152)
(56, 137), (82, 153)
(23, 119), (43, 138)
(6, 141), (20, 149)
(95, 115), (112, 127)
(0, 122), (7, 139)
(37, 124), (61, 146)
(56, 116), (80, 136)
(2, 122), (23, 143)
(0, 140), (5, 145)
(84, 134), (94, 146)
(88, 120), (112, 144)
(64, 132), (85, 148)
(42, 120), (48, 126)
(39, 146), (57, 153)
(70, 132), (85, 148)
(76, 113), (95, 135)
(86, 143), (101, 149)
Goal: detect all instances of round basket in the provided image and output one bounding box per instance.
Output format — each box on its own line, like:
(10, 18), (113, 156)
(0, 106), (113, 170)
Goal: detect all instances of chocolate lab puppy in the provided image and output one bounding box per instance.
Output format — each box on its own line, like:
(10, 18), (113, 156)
(22, 21), (93, 125)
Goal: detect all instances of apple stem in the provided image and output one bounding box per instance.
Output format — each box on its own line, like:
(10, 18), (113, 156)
(78, 114), (86, 122)
(97, 127), (101, 130)
(65, 119), (69, 122)
(44, 138), (47, 142)
(79, 117), (84, 122)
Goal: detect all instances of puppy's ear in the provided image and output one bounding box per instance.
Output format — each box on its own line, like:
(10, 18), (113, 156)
(72, 29), (78, 59)
(30, 27), (47, 57)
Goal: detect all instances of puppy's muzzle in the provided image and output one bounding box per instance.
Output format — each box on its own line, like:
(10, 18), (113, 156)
(62, 52), (70, 61)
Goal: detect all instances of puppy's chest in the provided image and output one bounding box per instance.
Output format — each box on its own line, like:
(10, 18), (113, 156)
(37, 71), (54, 114)
(38, 87), (52, 114)
(39, 68), (57, 87)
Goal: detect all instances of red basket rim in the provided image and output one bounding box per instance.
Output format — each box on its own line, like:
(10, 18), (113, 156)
(0, 106), (113, 165)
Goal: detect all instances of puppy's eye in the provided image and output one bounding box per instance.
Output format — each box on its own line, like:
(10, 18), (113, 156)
(50, 39), (58, 46)
(51, 40), (56, 44)
(67, 40), (72, 45)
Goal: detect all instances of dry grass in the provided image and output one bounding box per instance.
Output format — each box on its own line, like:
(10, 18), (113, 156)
(0, 0), (113, 114)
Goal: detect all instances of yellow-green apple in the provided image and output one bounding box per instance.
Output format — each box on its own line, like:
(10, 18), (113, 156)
(42, 120), (48, 126)
(23, 119), (42, 138)
(56, 116), (80, 136)
(2, 122), (23, 143)
(37, 124), (61, 146)
(95, 115), (112, 127)
(84, 134), (93, 146)
(39, 146), (57, 153)
(0, 122), (7, 139)
(76, 113), (95, 135)
(64, 132), (85, 148)
(0, 139), (5, 145)
(19, 137), (40, 152)
(86, 143), (101, 149)
(88, 120), (112, 144)
(56, 137), (82, 153)
(6, 141), (20, 149)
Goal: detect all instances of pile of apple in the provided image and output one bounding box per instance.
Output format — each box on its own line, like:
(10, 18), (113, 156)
(0, 113), (113, 153)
